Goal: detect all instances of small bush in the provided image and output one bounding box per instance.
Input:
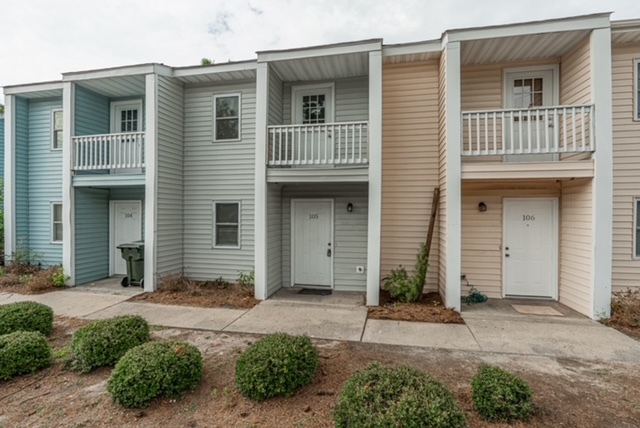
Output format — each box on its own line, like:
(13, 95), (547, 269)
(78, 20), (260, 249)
(607, 288), (640, 328)
(384, 243), (429, 303)
(71, 315), (150, 372)
(0, 331), (51, 380)
(237, 271), (255, 290)
(107, 341), (203, 408)
(0, 301), (54, 335)
(334, 363), (467, 428)
(235, 333), (319, 401)
(471, 364), (534, 422)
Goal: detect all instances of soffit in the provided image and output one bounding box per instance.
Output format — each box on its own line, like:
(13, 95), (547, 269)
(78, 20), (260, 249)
(270, 52), (369, 82)
(76, 75), (146, 98)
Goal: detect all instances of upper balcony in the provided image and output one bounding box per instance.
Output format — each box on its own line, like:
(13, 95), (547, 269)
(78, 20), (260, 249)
(72, 131), (145, 171)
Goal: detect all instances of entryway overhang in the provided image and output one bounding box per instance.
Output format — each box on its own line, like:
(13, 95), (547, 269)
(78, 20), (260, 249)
(461, 160), (594, 181)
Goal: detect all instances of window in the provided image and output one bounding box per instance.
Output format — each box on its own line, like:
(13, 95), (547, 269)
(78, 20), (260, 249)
(111, 100), (143, 133)
(213, 94), (240, 141)
(292, 84), (334, 125)
(52, 110), (63, 149)
(52, 203), (63, 243)
(213, 202), (240, 248)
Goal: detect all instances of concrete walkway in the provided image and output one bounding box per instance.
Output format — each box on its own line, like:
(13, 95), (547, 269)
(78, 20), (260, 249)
(2, 289), (640, 364)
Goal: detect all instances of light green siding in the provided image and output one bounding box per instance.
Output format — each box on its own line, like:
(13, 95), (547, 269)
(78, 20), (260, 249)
(75, 188), (109, 283)
(0, 117), (5, 177)
(15, 97), (29, 250)
(75, 85), (109, 136)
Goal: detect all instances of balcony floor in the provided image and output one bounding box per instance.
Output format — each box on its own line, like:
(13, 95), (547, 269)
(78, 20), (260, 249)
(266, 166), (368, 183)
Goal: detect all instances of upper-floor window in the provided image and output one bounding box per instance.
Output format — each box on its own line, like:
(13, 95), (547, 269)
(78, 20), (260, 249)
(51, 203), (63, 243)
(52, 110), (63, 150)
(213, 94), (241, 141)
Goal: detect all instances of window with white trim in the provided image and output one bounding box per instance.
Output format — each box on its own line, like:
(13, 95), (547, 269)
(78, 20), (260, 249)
(213, 94), (240, 141)
(213, 202), (240, 248)
(52, 110), (63, 150)
(52, 203), (63, 243)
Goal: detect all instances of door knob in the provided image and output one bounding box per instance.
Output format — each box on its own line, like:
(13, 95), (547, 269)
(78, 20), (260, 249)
(327, 249), (332, 257)
(505, 254), (510, 257)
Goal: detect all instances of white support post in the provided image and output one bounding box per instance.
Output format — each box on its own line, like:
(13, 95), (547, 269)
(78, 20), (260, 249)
(254, 62), (269, 300)
(445, 41), (462, 311)
(367, 49), (383, 306)
(62, 83), (76, 284)
(4, 95), (15, 264)
(144, 73), (158, 292)
(590, 27), (613, 319)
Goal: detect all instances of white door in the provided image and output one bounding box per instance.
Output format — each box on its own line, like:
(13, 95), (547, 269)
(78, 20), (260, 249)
(503, 198), (558, 298)
(292, 200), (333, 287)
(504, 69), (556, 161)
(293, 86), (334, 164)
(112, 201), (142, 275)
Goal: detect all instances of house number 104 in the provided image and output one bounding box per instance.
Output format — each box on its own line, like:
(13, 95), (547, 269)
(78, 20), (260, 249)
(522, 214), (535, 221)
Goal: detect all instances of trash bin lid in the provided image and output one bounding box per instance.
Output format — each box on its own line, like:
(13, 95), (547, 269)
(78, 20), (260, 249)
(117, 240), (145, 249)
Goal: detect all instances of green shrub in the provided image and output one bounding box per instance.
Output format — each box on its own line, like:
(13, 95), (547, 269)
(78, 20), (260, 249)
(0, 331), (51, 380)
(471, 364), (534, 422)
(0, 301), (54, 336)
(107, 341), (203, 408)
(235, 333), (319, 401)
(334, 363), (467, 428)
(71, 315), (150, 372)
(384, 243), (429, 302)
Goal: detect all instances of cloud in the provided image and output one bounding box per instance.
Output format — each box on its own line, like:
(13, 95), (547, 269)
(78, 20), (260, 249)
(208, 11), (234, 36)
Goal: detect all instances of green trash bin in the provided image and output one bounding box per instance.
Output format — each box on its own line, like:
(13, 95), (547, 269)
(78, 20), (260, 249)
(117, 240), (144, 288)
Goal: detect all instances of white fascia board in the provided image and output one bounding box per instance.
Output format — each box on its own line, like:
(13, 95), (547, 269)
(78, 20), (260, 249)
(382, 40), (441, 58)
(173, 60), (258, 78)
(4, 81), (63, 95)
(446, 13), (611, 43)
(258, 40), (383, 63)
(62, 64), (158, 81)
(153, 64), (174, 77)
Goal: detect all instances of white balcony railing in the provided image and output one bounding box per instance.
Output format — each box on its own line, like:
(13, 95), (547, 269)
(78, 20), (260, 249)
(72, 132), (145, 171)
(462, 105), (594, 156)
(267, 122), (368, 167)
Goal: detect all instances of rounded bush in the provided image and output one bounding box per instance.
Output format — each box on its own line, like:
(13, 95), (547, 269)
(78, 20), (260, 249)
(0, 331), (51, 380)
(0, 301), (54, 336)
(334, 363), (467, 428)
(471, 364), (534, 422)
(235, 333), (319, 401)
(107, 341), (203, 408)
(71, 315), (150, 372)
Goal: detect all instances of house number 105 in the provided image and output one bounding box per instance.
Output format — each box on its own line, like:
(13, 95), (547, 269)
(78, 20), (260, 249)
(522, 214), (535, 221)
(309, 213), (319, 219)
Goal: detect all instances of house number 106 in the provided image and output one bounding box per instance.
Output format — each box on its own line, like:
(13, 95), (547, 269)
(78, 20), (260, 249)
(522, 214), (535, 221)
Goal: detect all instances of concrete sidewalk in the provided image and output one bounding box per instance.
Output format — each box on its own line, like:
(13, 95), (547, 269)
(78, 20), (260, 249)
(2, 289), (640, 364)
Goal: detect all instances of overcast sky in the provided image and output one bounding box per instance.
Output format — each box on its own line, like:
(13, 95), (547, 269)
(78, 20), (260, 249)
(2, 0), (640, 104)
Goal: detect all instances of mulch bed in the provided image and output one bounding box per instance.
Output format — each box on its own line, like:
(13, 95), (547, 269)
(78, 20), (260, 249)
(367, 290), (465, 324)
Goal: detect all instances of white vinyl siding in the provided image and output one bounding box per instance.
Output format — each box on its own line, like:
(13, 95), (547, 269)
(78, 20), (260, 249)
(213, 93), (241, 141)
(213, 201), (241, 248)
(51, 110), (63, 150)
(51, 203), (62, 243)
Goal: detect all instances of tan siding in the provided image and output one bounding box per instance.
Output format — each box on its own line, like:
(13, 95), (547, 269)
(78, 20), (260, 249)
(559, 179), (592, 314)
(612, 44), (640, 292)
(438, 52), (447, 298)
(381, 61), (441, 291)
(461, 64), (503, 111)
(560, 37), (591, 105)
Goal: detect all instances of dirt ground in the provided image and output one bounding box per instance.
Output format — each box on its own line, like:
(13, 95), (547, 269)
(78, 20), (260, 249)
(368, 290), (465, 323)
(1, 317), (639, 428)
(129, 283), (260, 310)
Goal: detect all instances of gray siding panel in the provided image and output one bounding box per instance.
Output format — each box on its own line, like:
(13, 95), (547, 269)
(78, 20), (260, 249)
(281, 183), (368, 292)
(15, 97), (29, 247)
(268, 72), (283, 126)
(183, 81), (256, 280)
(75, 86), (109, 136)
(267, 184), (282, 296)
(157, 76), (185, 275)
(75, 188), (109, 283)
(26, 99), (63, 266)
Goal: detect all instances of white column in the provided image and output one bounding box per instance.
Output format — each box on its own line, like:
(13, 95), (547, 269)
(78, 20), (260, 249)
(590, 27), (613, 319)
(445, 41), (462, 311)
(4, 95), (15, 264)
(62, 83), (76, 284)
(366, 49), (383, 306)
(144, 73), (158, 292)
(254, 62), (269, 300)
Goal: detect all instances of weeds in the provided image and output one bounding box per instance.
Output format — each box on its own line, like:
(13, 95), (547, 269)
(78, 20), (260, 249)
(605, 288), (640, 329)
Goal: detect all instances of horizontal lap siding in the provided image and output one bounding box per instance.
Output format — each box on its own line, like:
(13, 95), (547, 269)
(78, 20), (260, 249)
(267, 185), (282, 296)
(74, 86), (109, 136)
(382, 61), (440, 291)
(438, 53), (447, 298)
(268, 72), (283, 126)
(281, 184), (368, 292)
(559, 179), (592, 314)
(560, 37), (591, 105)
(75, 188), (109, 283)
(461, 182), (561, 298)
(15, 98), (29, 247)
(27, 99), (63, 266)
(157, 76), (185, 275)
(183, 81), (256, 280)
(612, 44), (640, 292)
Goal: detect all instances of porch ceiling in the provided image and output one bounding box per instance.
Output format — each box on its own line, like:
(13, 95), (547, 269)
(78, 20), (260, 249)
(270, 52), (369, 82)
(76, 75), (146, 98)
(612, 29), (640, 44)
(461, 30), (590, 66)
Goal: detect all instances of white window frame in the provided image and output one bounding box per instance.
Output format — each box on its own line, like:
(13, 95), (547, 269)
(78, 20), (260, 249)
(212, 201), (241, 249)
(51, 202), (63, 244)
(51, 109), (63, 150)
(291, 83), (335, 124)
(635, 59), (640, 122)
(213, 93), (241, 142)
(634, 197), (640, 259)
(110, 100), (144, 133)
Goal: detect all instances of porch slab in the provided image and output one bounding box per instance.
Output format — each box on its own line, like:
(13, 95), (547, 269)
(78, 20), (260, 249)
(84, 302), (247, 331)
(0, 290), (131, 318)
(362, 319), (481, 351)
(464, 317), (640, 363)
(223, 300), (368, 341)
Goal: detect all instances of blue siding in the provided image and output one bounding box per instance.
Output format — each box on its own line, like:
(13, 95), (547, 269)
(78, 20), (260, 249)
(15, 97), (29, 250)
(75, 188), (109, 283)
(27, 99), (63, 266)
(0, 117), (5, 177)
(75, 86), (109, 136)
